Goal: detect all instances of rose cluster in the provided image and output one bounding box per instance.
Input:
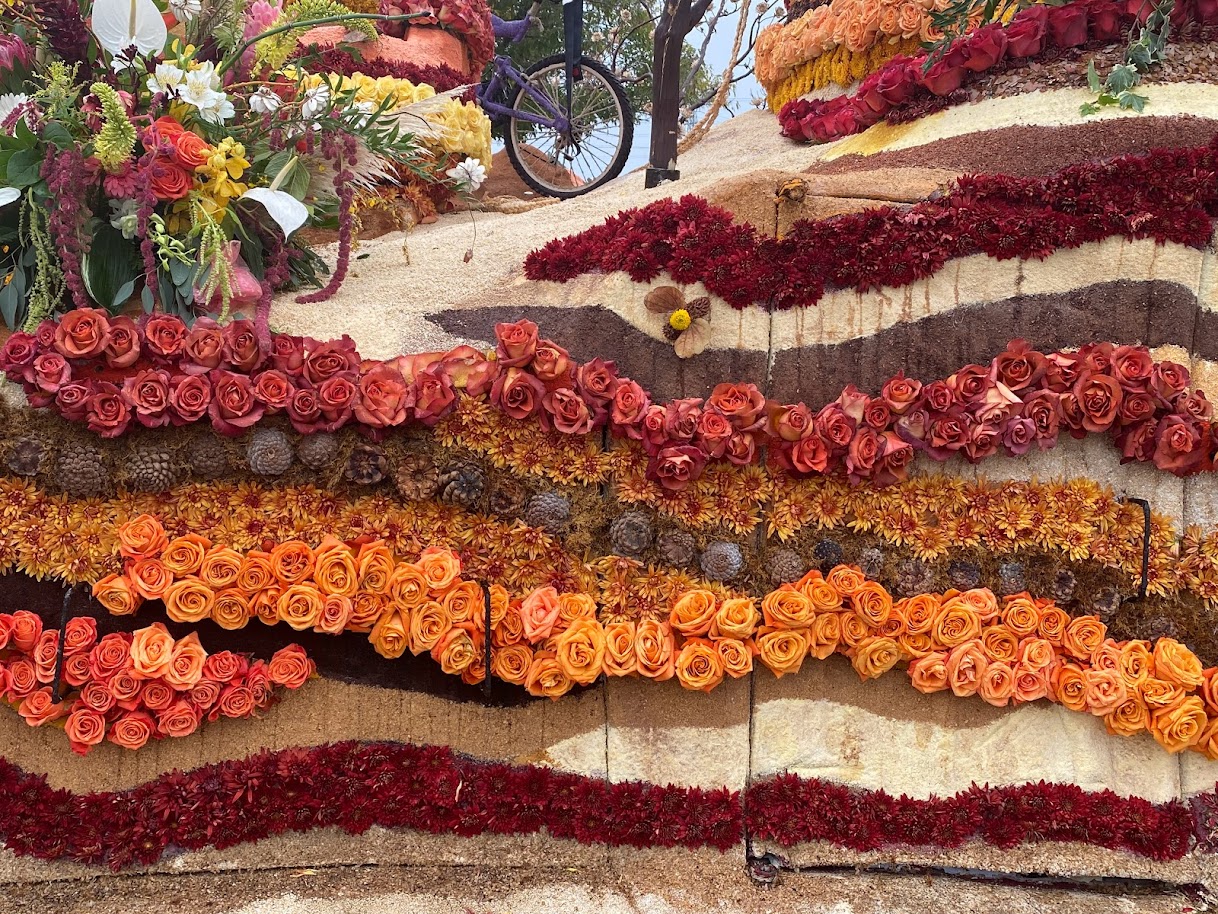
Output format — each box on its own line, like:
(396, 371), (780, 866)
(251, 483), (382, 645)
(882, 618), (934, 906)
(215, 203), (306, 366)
(525, 141), (1218, 309)
(0, 609), (313, 755)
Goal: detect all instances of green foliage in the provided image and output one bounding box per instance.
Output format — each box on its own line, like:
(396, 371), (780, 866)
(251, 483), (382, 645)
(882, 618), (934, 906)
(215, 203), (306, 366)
(20, 190), (65, 332)
(1080, 0), (1172, 116)
(254, 0), (379, 72)
(89, 82), (137, 170)
(923, 0), (1027, 68)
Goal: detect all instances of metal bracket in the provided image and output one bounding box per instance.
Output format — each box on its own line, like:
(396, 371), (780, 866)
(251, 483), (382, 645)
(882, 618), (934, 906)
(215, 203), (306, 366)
(644, 167), (680, 189)
(480, 580), (493, 699)
(50, 584), (78, 702)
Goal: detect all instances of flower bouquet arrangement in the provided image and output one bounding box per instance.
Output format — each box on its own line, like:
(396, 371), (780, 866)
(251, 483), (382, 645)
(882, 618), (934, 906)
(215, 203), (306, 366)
(0, 0), (475, 332)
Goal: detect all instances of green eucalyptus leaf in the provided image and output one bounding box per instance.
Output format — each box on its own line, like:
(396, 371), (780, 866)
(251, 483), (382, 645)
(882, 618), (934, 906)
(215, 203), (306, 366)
(5, 149), (43, 189)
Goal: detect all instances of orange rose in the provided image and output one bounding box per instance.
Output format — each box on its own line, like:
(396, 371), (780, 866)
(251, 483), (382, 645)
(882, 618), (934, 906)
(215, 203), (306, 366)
(670, 590), (718, 637)
(1119, 640), (1155, 688)
(444, 580), (484, 625)
(164, 577), (215, 624)
(1140, 676), (1185, 709)
(211, 589), (251, 630)
(356, 541), (395, 593)
(268, 644), (315, 689)
(251, 586), (282, 625)
(19, 688), (65, 726)
(956, 589), (1000, 623)
(931, 599), (981, 649)
(1153, 638), (1204, 690)
(1062, 615), (1107, 662)
(237, 550), (276, 594)
(809, 612), (841, 660)
(11, 611), (42, 652)
(1083, 667), (1127, 716)
(838, 611), (869, 649)
(161, 534), (211, 577)
(493, 607), (527, 647)
(199, 546), (243, 590)
(118, 514), (168, 561)
(762, 588), (814, 629)
(1194, 717), (1218, 760)
(978, 661), (1017, 707)
(756, 626), (809, 678)
(348, 592), (387, 632)
(878, 616), (906, 640)
(491, 643), (534, 685)
(1016, 637), (1055, 671)
(371, 606), (411, 659)
(945, 640), (987, 697)
(277, 583), (325, 630)
(431, 624), (477, 675)
(463, 651), (488, 688)
(1149, 696), (1208, 752)
(162, 631), (207, 690)
(129, 558), (172, 601)
(108, 711), (154, 750)
(93, 573), (140, 616)
(676, 638), (725, 692)
(898, 594), (941, 635)
(520, 586), (562, 643)
(557, 593), (597, 628)
(555, 617), (606, 685)
(418, 546), (461, 594)
(107, 669), (141, 704)
(313, 536), (359, 597)
(851, 582), (892, 628)
(525, 649), (574, 699)
(898, 630), (935, 659)
(603, 620), (637, 676)
(711, 598), (761, 640)
(269, 541), (315, 585)
(64, 707), (106, 751)
(1013, 664), (1051, 704)
(1105, 695), (1151, 737)
(718, 638), (755, 678)
(1203, 668), (1218, 713)
(314, 594), (353, 635)
(634, 618), (676, 681)
(796, 570), (843, 611)
(826, 564), (866, 597)
(409, 601), (450, 655)
(488, 584), (509, 629)
(388, 562), (430, 609)
(1090, 638), (1121, 673)
(157, 700), (200, 739)
(130, 623), (175, 680)
(851, 635), (902, 681)
(1036, 606), (1070, 645)
(980, 626), (1018, 663)
(1001, 594), (1040, 636)
(908, 651), (949, 693)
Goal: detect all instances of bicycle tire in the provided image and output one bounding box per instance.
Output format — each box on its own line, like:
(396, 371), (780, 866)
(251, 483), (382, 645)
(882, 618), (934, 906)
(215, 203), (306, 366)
(503, 53), (634, 199)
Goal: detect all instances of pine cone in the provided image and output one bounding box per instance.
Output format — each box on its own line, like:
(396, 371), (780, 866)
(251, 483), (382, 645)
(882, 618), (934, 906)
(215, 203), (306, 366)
(1050, 569), (1078, 603)
(767, 548), (805, 586)
(525, 492), (570, 534)
(436, 461), (485, 509)
(345, 444), (389, 485)
(489, 478), (528, 517)
(394, 452), (440, 500)
(1142, 612), (1176, 642)
(297, 433), (339, 470)
(663, 324), (682, 342)
(686, 296), (711, 319)
(189, 434), (230, 480)
(812, 539), (843, 571)
(125, 446), (181, 493)
(859, 547), (885, 579)
(701, 541), (744, 582)
(997, 562), (1026, 596)
(55, 443), (109, 497)
(609, 512), (654, 557)
(658, 530), (697, 568)
(947, 560), (981, 592)
(6, 437), (44, 476)
(1091, 587), (1124, 624)
(894, 558), (932, 597)
(247, 429), (294, 477)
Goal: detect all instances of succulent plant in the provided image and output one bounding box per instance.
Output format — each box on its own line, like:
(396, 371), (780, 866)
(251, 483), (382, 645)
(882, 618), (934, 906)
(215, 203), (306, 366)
(247, 429), (294, 477)
(55, 443), (109, 497)
(894, 558), (932, 597)
(609, 511), (654, 557)
(525, 492), (571, 534)
(436, 461), (486, 509)
(812, 539), (843, 571)
(947, 559), (981, 592)
(5, 436), (44, 476)
(125, 446), (181, 492)
(858, 547), (885, 579)
(297, 432), (339, 470)
(188, 434), (230, 479)
(997, 562), (1026, 596)
(658, 530), (697, 568)
(393, 451), (440, 500)
(767, 548), (805, 586)
(701, 541), (744, 581)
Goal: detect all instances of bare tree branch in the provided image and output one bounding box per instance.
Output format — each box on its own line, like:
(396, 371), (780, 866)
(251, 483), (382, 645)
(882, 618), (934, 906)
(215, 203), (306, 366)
(680, 0), (733, 97)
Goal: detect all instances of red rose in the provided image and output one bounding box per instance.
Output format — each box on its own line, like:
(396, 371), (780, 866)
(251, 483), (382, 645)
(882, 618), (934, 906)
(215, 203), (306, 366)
(881, 372), (922, 415)
(695, 407), (733, 458)
(786, 432), (830, 475)
(1088, 0), (1124, 39)
(1079, 342), (1115, 374)
(34, 320), (55, 351)
(647, 444), (708, 492)
(202, 650), (248, 683)
(1073, 371), (1123, 432)
(725, 431), (756, 465)
(992, 339), (1046, 391)
(926, 412), (969, 459)
(922, 380), (956, 412)
(122, 368), (173, 428)
(441, 345), (499, 396)
(252, 369), (293, 411)
(1117, 418), (1157, 463)
(708, 382), (765, 431)
(145, 315), (188, 363)
(663, 397), (703, 442)
(302, 337), (359, 385)
(1111, 345), (1154, 390)
(54, 307), (112, 359)
(920, 48), (968, 96)
(1047, 2), (1089, 47)
(55, 381), (92, 421)
(0, 331), (37, 380)
(542, 387), (595, 434)
(532, 339), (573, 386)
(208, 369), (265, 435)
(964, 420), (1002, 462)
(181, 318), (224, 374)
(768, 402), (813, 442)
(104, 315), (141, 368)
(148, 162), (194, 201)
(863, 398), (891, 431)
(1118, 390), (1156, 426)
(495, 319), (538, 367)
(1180, 391), (1213, 422)
(1150, 361), (1190, 405)
(173, 130), (212, 169)
(491, 367), (545, 420)
(1021, 390), (1060, 449)
(576, 357), (619, 406)
(287, 387), (322, 432)
(1006, 5), (1049, 57)
(271, 334), (305, 374)
(355, 364), (412, 428)
(222, 319), (265, 372)
(413, 367), (455, 426)
(815, 403), (856, 450)
(947, 364), (988, 403)
(1059, 393), (1088, 437)
(610, 380), (651, 438)
(31, 352), (70, 393)
(857, 58), (918, 113)
(641, 404), (668, 455)
(86, 381), (131, 437)
(846, 426), (881, 480)
(317, 373), (357, 427)
(169, 373), (212, 424)
(1153, 415), (1213, 475)
(962, 23), (1007, 71)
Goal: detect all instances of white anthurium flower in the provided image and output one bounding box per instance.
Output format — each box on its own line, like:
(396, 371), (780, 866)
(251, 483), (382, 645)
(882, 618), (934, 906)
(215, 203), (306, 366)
(445, 157), (486, 191)
(146, 62), (186, 96)
(91, 0), (168, 60)
(168, 0), (202, 22)
(300, 83), (331, 121)
(242, 188), (308, 238)
(0, 188), (19, 208)
(249, 86), (282, 115)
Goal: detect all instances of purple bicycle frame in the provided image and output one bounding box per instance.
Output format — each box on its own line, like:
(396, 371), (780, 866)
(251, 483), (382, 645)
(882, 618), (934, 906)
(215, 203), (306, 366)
(477, 12), (573, 134)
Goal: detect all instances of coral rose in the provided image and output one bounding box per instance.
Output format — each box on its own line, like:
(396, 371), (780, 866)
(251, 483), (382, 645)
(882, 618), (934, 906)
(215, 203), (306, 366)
(211, 590), (252, 630)
(1105, 696), (1151, 737)
(647, 445), (708, 492)
(492, 643), (534, 685)
(130, 623), (175, 680)
(354, 364), (412, 428)
(1083, 667), (1127, 716)
(165, 577), (216, 624)
(980, 626), (1019, 664)
(556, 617), (606, 685)
(162, 534), (211, 576)
(1016, 637), (1055, 672)
(418, 546), (461, 594)
(826, 564), (867, 597)
(54, 307), (111, 359)
(118, 514), (168, 560)
(278, 584), (325, 631)
(357, 542), (395, 594)
(851, 635), (902, 681)
(202, 651), (246, 683)
(909, 652), (949, 693)
(157, 699), (201, 738)
(107, 711), (155, 750)
(1150, 697), (1208, 752)
(945, 640), (988, 697)
(408, 601), (449, 655)
(62, 652), (92, 688)
(978, 661), (1017, 707)
(163, 631), (207, 690)
(314, 594), (353, 635)
(756, 626), (809, 678)
(269, 541), (315, 585)
(217, 684), (256, 719)
(899, 594), (941, 635)
(1062, 615), (1107, 662)
(312, 537), (359, 598)
(88, 633), (133, 682)
(1013, 664), (1052, 704)
(33, 630), (59, 684)
(65, 707), (107, 755)
(850, 581), (892, 628)
(189, 680), (222, 712)
(635, 618), (676, 681)
(1036, 606), (1070, 645)
(444, 580), (485, 625)
(19, 687), (65, 726)
(7, 659), (37, 699)
(129, 558), (173, 602)
(670, 589), (718, 637)
(11, 610), (42, 652)
(1153, 638), (1204, 690)
(491, 366), (546, 420)
(711, 598), (761, 640)
(495, 319), (539, 367)
(268, 644), (315, 688)
(932, 600), (982, 648)
(520, 586), (562, 643)
(79, 679), (116, 714)
(603, 620), (637, 676)
(676, 638), (726, 692)
(1001, 595), (1041, 637)
(200, 546), (243, 590)
(93, 574), (140, 616)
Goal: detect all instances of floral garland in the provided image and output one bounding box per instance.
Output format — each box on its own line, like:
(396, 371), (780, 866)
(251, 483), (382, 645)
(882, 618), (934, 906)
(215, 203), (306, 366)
(305, 46), (473, 94)
(0, 613), (313, 755)
(762, 37), (923, 112)
(524, 143), (1218, 310)
(0, 743), (1207, 869)
(5, 316), (1218, 496)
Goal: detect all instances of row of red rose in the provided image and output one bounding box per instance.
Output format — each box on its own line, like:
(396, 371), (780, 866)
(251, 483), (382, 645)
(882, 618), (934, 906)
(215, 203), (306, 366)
(0, 612), (313, 755)
(777, 0), (1208, 144)
(3, 314), (1216, 487)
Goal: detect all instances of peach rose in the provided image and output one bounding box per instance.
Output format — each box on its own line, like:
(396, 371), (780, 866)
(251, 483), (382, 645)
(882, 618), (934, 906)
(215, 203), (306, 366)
(557, 593), (597, 628)
(211, 589), (252, 630)
(493, 606), (527, 647)
(93, 573), (141, 616)
(826, 564), (867, 597)
(1013, 663), (1052, 704)
(129, 557), (172, 601)
(19, 687), (65, 726)
(432, 624), (478, 675)
(444, 580), (484, 625)
(418, 546), (461, 594)
(796, 570), (843, 611)
(312, 536), (359, 597)
(1001, 594), (1040, 636)
(851, 582), (892, 628)
(130, 623), (175, 679)
(670, 590), (718, 637)
(217, 684), (256, 718)
(932, 600), (981, 648)
(1105, 696), (1151, 737)
(388, 562), (430, 609)
(1063, 615), (1107, 662)
(1090, 638), (1121, 673)
(237, 550), (277, 594)
(757, 626), (809, 678)
(269, 541), (315, 585)
(157, 699), (201, 739)
(370, 605), (412, 659)
(162, 631), (206, 690)
(1036, 606), (1070, 645)
(1140, 676), (1185, 709)
(251, 586), (283, 626)
(978, 661), (1017, 707)
(1153, 638), (1204, 690)
(140, 680), (174, 711)
(980, 626), (1019, 663)
(761, 588), (814, 629)
(162, 533), (212, 576)
(807, 612), (841, 660)
(956, 589), (1000, 624)
(603, 620), (638, 676)
(838, 611), (869, 649)
(851, 635), (902, 681)
(408, 601), (449, 655)
(676, 638), (725, 692)
(1016, 637), (1055, 671)
(520, 586), (562, 643)
(635, 618), (676, 681)
(277, 583), (325, 631)
(711, 598), (761, 640)
(555, 618), (606, 685)
(1084, 667), (1127, 716)
(108, 711), (155, 750)
(909, 651), (949, 693)
(1119, 640), (1155, 688)
(718, 638), (755, 678)
(525, 649), (574, 699)
(199, 546), (243, 590)
(118, 514), (168, 561)
(492, 643), (534, 685)
(898, 631), (936, 659)
(1149, 696), (1208, 752)
(356, 541), (395, 594)
(897, 594), (941, 635)
(314, 594), (353, 635)
(945, 640), (988, 697)
(164, 577), (215, 624)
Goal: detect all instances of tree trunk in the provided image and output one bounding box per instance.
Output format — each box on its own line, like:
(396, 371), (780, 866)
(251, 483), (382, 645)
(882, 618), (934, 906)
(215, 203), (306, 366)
(646, 0), (709, 186)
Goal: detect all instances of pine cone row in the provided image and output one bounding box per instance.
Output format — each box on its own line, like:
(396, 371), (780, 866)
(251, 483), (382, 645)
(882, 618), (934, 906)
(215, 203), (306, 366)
(6, 437), (44, 476)
(701, 541), (744, 582)
(346, 444), (389, 485)
(525, 492), (571, 534)
(436, 461), (485, 509)
(609, 512), (654, 557)
(394, 452), (440, 500)
(125, 446), (181, 493)
(55, 443), (109, 497)
(247, 429), (294, 477)
(297, 433), (340, 470)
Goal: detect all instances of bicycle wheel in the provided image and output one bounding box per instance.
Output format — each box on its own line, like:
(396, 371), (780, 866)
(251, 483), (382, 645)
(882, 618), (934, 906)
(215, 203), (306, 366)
(503, 53), (633, 199)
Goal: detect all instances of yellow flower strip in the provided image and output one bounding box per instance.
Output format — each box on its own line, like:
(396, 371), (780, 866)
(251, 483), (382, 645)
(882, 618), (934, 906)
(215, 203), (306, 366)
(765, 39), (923, 111)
